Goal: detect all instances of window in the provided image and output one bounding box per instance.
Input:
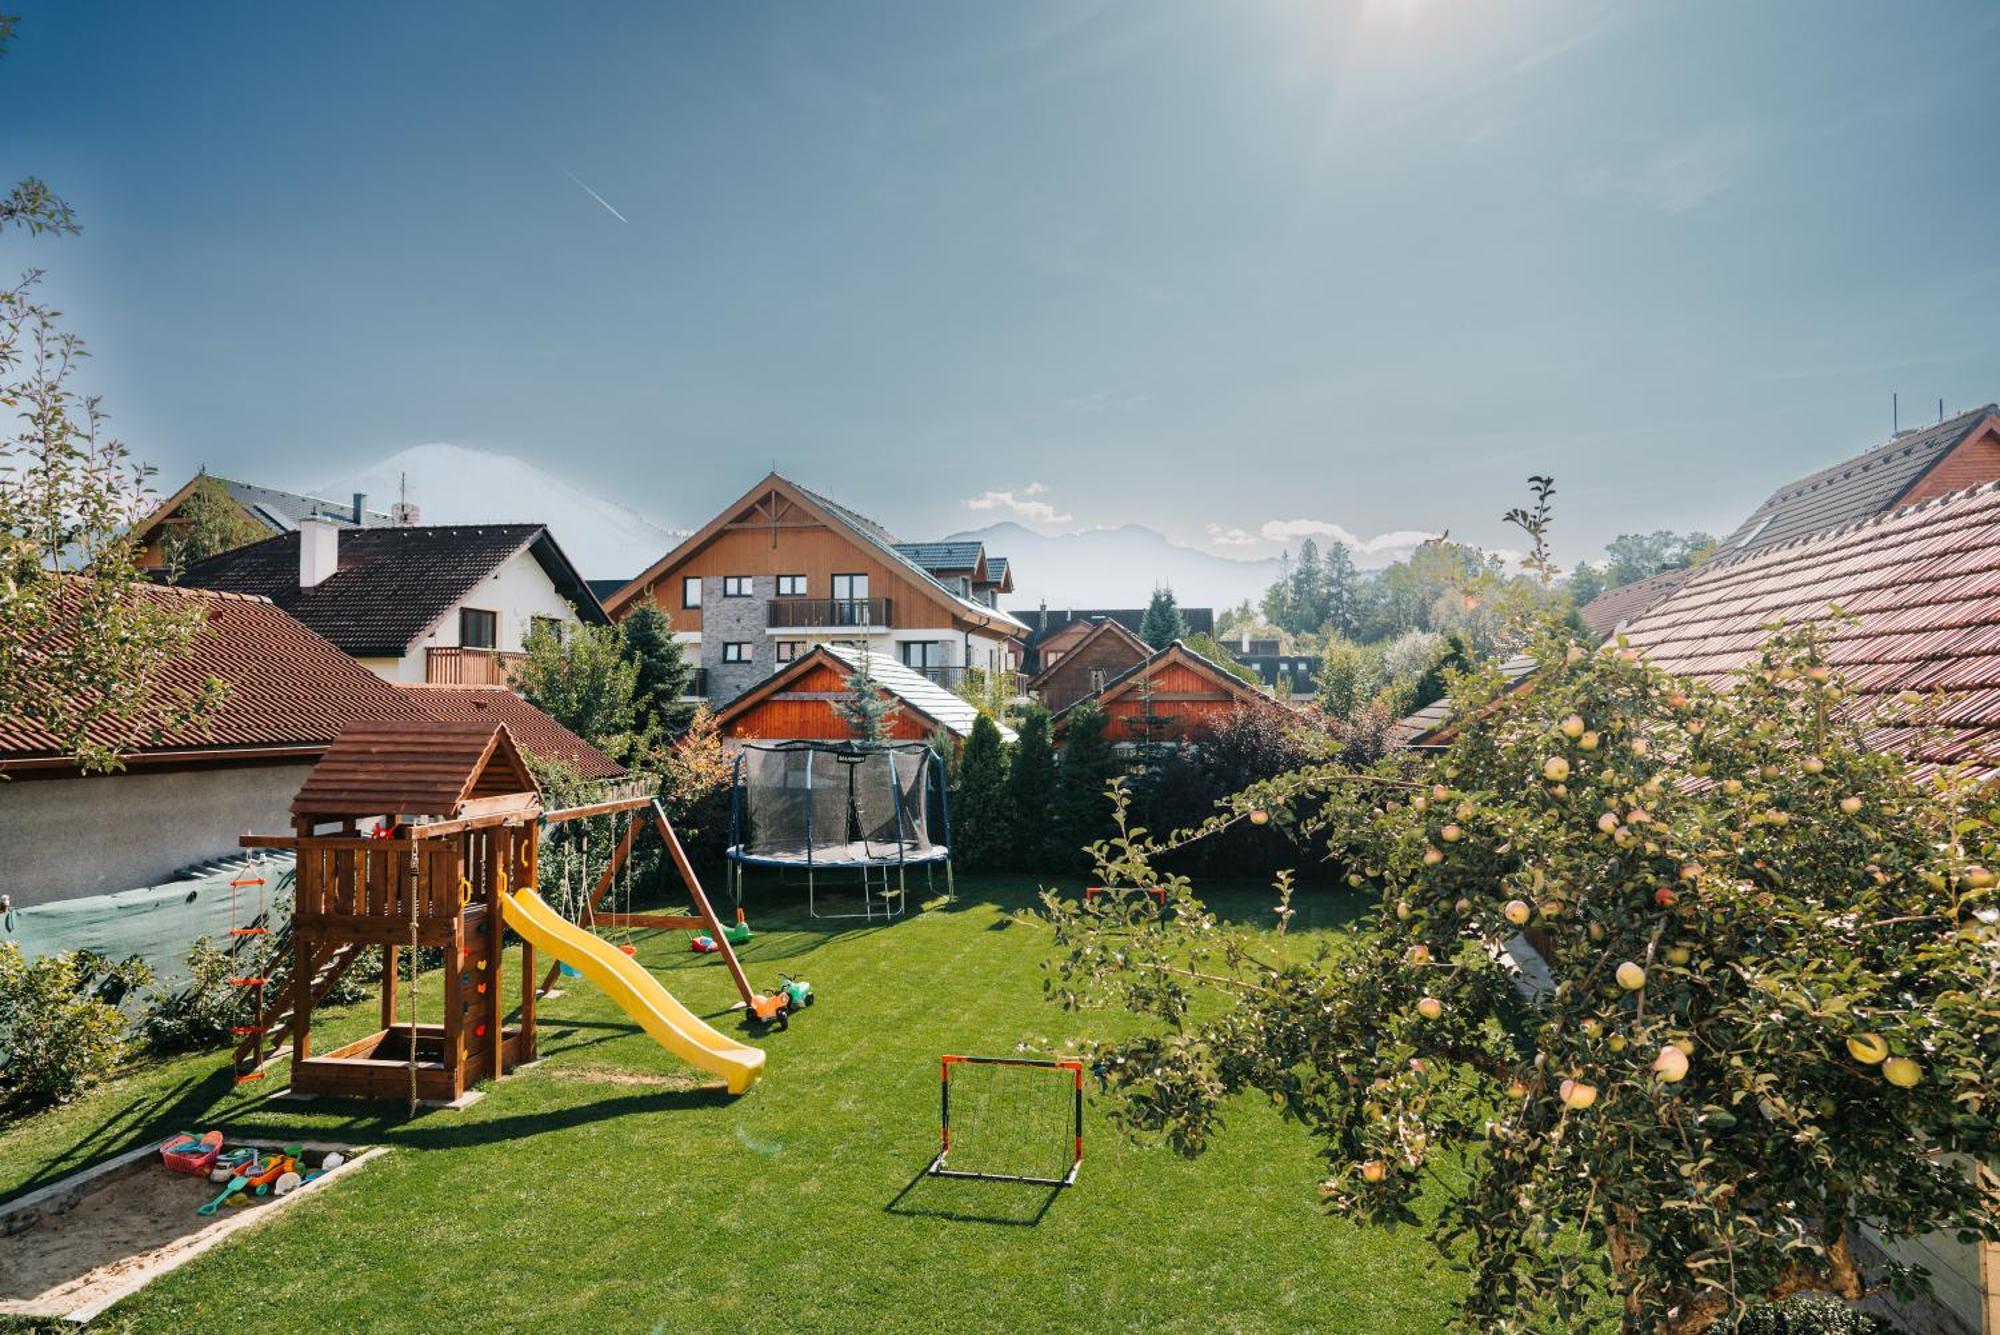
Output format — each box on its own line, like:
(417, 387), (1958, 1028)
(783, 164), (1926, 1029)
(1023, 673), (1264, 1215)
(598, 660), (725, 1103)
(1089, 668), (1108, 693)
(722, 576), (753, 598)
(775, 640), (803, 664)
(682, 576), (701, 609)
(776, 574), (807, 597)
(528, 614), (564, 645)
(722, 642), (752, 663)
(459, 607), (497, 649)
(900, 641), (943, 670)
(831, 573), (870, 625)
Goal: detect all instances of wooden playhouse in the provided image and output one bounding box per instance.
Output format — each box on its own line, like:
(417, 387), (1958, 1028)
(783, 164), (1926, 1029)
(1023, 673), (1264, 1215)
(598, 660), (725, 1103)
(242, 720), (546, 1104)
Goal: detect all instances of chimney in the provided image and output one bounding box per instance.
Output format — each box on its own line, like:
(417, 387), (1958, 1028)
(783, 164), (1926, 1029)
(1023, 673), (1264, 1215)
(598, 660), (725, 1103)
(299, 517), (339, 588)
(352, 492), (367, 525)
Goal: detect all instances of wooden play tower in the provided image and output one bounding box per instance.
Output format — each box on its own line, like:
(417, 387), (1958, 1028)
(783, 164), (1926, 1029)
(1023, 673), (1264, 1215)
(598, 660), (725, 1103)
(243, 720), (546, 1105)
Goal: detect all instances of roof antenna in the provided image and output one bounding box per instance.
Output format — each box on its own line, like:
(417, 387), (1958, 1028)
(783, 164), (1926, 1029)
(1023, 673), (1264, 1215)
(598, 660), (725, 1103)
(1893, 392), (1899, 434)
(1939, 398), (1945, 424)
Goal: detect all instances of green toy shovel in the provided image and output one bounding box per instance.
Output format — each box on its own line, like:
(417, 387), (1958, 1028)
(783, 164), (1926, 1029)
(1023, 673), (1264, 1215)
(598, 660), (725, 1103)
(197, 1175), (249, 1215)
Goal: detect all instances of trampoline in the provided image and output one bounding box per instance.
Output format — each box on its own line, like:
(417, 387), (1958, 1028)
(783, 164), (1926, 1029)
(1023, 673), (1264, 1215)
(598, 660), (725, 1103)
(725, 740), (954, 920)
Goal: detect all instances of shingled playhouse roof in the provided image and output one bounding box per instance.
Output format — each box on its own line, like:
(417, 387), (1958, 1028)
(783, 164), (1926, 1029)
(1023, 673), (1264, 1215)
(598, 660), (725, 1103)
(1619, 479), (2000, 779)
(291, 719), (540, 819)
(175, 524), (606, 657)
(1716, 404), (2000, 560)
(0, 584), (429, 771)
(395, 685), (627, 780)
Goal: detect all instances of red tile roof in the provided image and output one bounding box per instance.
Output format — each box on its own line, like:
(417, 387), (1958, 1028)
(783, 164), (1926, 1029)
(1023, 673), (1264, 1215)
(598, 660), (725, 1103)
(0, 584), (428, 770)
(395, 685), (627, 779)
(1619, 480), (2000, 778)
(1577, 567), (1698, 641)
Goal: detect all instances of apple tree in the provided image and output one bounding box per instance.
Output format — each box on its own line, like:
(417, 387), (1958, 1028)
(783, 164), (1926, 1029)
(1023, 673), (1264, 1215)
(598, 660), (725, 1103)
(1046, 623), (2000, 1333)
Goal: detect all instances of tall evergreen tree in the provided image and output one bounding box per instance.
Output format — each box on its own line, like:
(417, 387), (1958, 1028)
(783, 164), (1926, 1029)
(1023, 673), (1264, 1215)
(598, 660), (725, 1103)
(951, 714), (1011, 871)
(1138, 586), (1187, 650)
(1321, 540), (1359, 636)
(1054, 703), (1121, 872)
(1290, 538), (1326, 632)
(1005, 705), (1060, 870)
(1259, 550), (1295, 632)
(621, 603), (694, 740)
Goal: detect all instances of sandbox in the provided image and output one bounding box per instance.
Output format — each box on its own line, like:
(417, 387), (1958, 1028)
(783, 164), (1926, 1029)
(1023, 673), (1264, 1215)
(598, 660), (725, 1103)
(0, 1136), (383, 1323)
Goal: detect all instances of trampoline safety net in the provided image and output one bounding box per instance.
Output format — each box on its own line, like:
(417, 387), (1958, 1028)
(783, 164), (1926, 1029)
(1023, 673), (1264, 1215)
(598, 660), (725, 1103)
(728, 741), (948, 869)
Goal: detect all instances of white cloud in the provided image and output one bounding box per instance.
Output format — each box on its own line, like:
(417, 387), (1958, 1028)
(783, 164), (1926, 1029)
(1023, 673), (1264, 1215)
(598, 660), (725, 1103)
(1257, 518), (1440, 563)
(962, 483), (1074, 526)
(1575, 127), (1757, 216)
(1206, 523), (1261, 547)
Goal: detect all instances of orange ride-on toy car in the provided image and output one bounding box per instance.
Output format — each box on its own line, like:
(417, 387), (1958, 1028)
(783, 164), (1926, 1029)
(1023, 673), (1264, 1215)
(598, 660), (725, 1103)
(749, 976), (814, 1030)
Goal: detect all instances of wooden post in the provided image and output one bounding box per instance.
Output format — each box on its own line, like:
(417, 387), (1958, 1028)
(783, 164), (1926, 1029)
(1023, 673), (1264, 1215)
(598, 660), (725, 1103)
(381, 944), (398, 1030)
(487, 826), (508, 1080)
(651, 800), (756, 1007)
(519, 819), (538, 1063)
(292, 819), (314, 1066)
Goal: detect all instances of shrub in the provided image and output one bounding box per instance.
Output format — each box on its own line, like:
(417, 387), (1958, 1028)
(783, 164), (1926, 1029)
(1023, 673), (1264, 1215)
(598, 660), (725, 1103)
(1726, 1294), (1892, 1334)
(0, 944), (151, 1109)
(141, 936), (242, 1053)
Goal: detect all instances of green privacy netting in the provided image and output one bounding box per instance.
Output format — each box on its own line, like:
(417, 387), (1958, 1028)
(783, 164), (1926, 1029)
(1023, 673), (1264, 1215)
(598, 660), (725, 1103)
(1, 853), (296, 995)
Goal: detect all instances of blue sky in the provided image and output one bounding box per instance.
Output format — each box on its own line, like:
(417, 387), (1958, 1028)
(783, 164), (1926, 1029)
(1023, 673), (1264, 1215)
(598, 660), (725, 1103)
(5, 1), (1998, 568)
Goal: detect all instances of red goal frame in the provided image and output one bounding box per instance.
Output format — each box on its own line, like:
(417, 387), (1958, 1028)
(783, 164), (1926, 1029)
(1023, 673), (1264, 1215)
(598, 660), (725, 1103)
(927, 1054), (1083, 1188)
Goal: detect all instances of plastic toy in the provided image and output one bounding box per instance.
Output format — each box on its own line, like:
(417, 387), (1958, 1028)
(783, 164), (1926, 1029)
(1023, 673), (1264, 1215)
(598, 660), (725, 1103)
(689, 933), (719, 953)
(160, 1130), (223, 1176)
(209, 1148), (257, 1182)
(749, 975), (815, 1030)
(197, 1176), (249, 1215)
(723, 915), (753, 947)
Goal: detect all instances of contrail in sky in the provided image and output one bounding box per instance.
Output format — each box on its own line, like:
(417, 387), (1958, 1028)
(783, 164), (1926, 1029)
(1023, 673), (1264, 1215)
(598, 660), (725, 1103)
(563, 171), (628, 223)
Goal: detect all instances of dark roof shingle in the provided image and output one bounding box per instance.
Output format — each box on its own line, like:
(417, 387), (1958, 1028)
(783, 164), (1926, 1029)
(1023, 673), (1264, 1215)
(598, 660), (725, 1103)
(1718, 405), (1999, 558)
(176, 524), (604, 656)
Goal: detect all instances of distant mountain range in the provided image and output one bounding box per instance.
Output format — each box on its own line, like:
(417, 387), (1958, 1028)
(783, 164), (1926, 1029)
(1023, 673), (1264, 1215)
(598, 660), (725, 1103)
(949, 520), (1281, 609)
(325, 443), (682, 580)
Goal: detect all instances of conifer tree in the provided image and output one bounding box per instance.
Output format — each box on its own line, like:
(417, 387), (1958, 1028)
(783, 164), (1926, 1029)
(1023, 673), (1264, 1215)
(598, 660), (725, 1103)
(621, 603), (695, 740)
(1054, 702), (1121, 872)
(952, 713), (1011, 870)
(1139, 586), (1187, 650)
(1005, 705), (1060, 870)
(838, 644), (901, 743)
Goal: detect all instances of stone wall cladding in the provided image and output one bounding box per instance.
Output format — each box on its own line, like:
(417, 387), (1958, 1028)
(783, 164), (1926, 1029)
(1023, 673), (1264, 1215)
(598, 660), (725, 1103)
(703, 574), (772, 705)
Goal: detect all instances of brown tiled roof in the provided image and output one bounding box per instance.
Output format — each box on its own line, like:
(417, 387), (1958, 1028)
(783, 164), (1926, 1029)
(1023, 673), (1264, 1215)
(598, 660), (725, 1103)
(396, 685), (627, 779)
(0, 584), (428, 770)
(1717, 405), (1999, 559)
(1621, 480), (2000, 778)
(176, 524), (606, 657)
(1577, 567), (1698, 641)
(291, 720), (538, 819)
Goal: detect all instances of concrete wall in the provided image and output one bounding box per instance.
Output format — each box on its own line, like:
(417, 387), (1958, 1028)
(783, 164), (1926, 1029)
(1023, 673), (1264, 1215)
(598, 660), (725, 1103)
(0, 761), (315, 908)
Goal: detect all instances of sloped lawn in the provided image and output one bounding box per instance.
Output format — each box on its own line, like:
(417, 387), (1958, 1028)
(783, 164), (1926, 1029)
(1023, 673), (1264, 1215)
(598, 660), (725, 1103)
(0, 874), (1461, 1333)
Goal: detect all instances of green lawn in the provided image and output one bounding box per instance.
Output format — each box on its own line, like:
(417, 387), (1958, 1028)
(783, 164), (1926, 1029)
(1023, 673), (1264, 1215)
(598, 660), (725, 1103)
(1, 873), (1462, 1333)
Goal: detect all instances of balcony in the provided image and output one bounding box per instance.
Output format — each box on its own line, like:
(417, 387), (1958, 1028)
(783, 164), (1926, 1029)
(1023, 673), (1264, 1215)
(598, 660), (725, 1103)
(425, 646), (523, 686)
(914, 665), (1029, 700)
(766, 597), (894, 630)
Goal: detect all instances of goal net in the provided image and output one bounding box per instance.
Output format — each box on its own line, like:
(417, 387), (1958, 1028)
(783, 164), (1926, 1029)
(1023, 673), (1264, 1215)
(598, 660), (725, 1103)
(928, 1055), (1083, 1187)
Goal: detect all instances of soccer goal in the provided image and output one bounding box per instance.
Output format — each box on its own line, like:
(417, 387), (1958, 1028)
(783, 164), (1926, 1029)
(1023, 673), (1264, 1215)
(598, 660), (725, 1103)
(927, 1055), (1083, 1187)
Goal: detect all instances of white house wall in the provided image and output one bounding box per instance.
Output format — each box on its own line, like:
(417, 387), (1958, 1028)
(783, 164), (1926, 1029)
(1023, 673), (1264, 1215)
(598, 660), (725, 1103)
(380, 546), (586, 682)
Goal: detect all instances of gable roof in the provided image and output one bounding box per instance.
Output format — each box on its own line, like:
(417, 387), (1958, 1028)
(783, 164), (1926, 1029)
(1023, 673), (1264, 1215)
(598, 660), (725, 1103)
(1620, 479), (2000, 779)
(983, 556), (1012, 591)
(394, 685), (626, 779)
(1717, 405), (2000, 559)
(1027, 616), (1151, 688)
(175, 524), (606, 657)
(133, 473), (397, 543)
(1392, 652), (1538, 751)
(893, 540), (986, 575)
(291, 720), (539, 819)
(1577, 567), (1700, 641)
(1050, 639), (1270, 727)
(606, 474), (1027, 635)
(1013, 605), (1217, 655)
(0, 584), (430, 771)
(716, 643), (1015, 742)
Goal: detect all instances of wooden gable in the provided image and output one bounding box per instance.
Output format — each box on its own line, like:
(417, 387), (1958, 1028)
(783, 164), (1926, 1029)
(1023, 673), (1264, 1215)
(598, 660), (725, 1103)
(1031, 618), (1151, 713)
(291, 720), (540, 821)
(1055, 642), (1271, 745)
(714, 648), (946, 744)
(601, 473), (1018, 642)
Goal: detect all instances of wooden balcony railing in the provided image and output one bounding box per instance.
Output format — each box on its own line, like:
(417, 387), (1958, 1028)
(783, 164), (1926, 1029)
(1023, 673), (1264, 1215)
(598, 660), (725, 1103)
(766, 597), (894, 629)
(425, 647), (524, 686)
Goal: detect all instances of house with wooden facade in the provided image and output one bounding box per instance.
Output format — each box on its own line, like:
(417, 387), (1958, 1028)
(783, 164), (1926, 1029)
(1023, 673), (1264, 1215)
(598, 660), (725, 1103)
(129, 472), (403, 571)
(604, 474), (1028, 709)
(176, 521), (606, 685)
(1015, 604), (1216, 674)
(716, 643), (1015, 745)
(1050, 640), (1275, 746)
(1029, 617), (1152, 713)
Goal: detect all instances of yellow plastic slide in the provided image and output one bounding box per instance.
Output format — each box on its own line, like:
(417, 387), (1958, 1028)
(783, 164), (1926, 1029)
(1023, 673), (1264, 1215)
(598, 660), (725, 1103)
(499, 887), (765, 1094)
